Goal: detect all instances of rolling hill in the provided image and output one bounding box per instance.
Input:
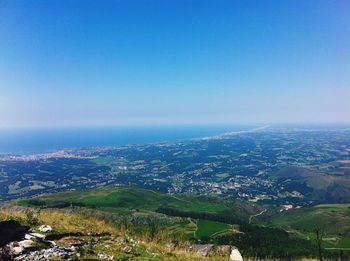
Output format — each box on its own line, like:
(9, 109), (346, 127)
(276, 166), (350, 203)
(17, 186), (255, 218)
(266, 203), (350, 249)
(16, 186), (254, 241)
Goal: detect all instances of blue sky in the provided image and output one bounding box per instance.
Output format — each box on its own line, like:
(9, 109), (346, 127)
(0, 0), (349, 127)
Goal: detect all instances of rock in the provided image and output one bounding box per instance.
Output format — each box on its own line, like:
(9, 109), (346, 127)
(0, 220), (28, 247)
(18, 239), (34, 249)
(8, 239), (37, 255)
(112, 236), (123, 244)
(215, 245), (231, 256)
(13, 246), (74, 260)
(24, 232), (45, 240)
(230, 247), (244, 261)
(98, 252), (114, 260)
(122, 245), (132, 253)
(38, 225), (52, 233)
(10, 246), (24, 255)
(0, 246), (14, 261)
(189, 244), (214, 257)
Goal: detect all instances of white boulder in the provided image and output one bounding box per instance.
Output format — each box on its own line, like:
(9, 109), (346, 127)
(11, 246), (24, 255)
(18, 239), (35, 248)
(230, 247), (243, 261)
(39, 225), (52, 233)
(8, 239), (35, 255)
(25, 232), (45, 240)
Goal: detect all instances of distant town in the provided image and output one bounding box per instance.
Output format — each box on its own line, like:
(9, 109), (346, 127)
(1, 126), (350, 211)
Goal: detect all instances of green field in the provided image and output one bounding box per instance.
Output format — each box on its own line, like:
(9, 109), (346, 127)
(18, 186), (236, 216)
(19, 186), (350, 250)
(17, 186), (244, 242)
(267, 204), (350, 249)
(195, 219), (231, 238)
(166, 218), (231, 240)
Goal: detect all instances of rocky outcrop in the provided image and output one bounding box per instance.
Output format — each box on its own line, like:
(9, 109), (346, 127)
(1, 222), (78, 260)
(13, 246), (75, 260)
(0, 220), (29, 247)
(189, 244), (243, 260)
(215, 245), (232, 256)
(189, 244), (214, 256)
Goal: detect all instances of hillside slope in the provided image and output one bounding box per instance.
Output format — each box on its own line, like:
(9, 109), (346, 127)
(276, 166), (350, 203)
(17, 186), (256, 220)
(265, 204), (350, 249)
(10, 186), (329, 260)
(0, 207), (228, 260)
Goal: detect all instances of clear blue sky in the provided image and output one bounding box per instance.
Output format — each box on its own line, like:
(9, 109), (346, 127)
(0, 0), (349, 127)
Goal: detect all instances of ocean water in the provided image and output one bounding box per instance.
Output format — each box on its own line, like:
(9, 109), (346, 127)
(0, 125), (256, 155)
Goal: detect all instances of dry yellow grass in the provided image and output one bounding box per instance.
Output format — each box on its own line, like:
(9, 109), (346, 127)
(0, 207), (117, 235)
(0, 208), (211, 260)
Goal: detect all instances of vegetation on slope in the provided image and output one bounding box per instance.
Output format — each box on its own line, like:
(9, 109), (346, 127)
(0, 206), (335, 261)
(0, 207), (224, 260)
(13, 186), (338, 259)
(17, 186), (243, 216)
(276, 166), (350, 203)
(266, 203), (350, 249)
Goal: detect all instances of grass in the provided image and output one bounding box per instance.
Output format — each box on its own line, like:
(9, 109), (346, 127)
(13, 186), (348, 259)
(15, 186), (255, 246)
(0, 207), (325, 261)
(195, 220), (230, 238)
(0, 208), (117, 235)
(17, 186), (234, 216)
(0, 207), (226, 260)
(15, 186), (242, 244)
(267, 203), (350, 248)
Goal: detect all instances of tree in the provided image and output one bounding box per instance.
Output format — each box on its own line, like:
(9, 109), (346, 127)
(314, 225), (325, 261)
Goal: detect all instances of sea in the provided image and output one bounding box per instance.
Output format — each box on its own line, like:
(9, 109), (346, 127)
(0, 125), (257, 155)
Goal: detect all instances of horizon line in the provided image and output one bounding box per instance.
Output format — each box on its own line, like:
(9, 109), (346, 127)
(1, 122), (350, 130)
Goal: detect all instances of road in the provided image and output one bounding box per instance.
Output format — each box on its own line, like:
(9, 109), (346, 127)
(249, 209), (267, 224)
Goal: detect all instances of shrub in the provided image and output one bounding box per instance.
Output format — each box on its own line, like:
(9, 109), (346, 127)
(25, 210), (40, 227)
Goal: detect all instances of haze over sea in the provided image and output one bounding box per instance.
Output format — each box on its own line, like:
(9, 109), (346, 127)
(0, 125), (256, 155)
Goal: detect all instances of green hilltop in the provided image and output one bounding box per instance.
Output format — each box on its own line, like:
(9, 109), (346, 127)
(17, 186), (249, 217)
(16, 186), (248, 240)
